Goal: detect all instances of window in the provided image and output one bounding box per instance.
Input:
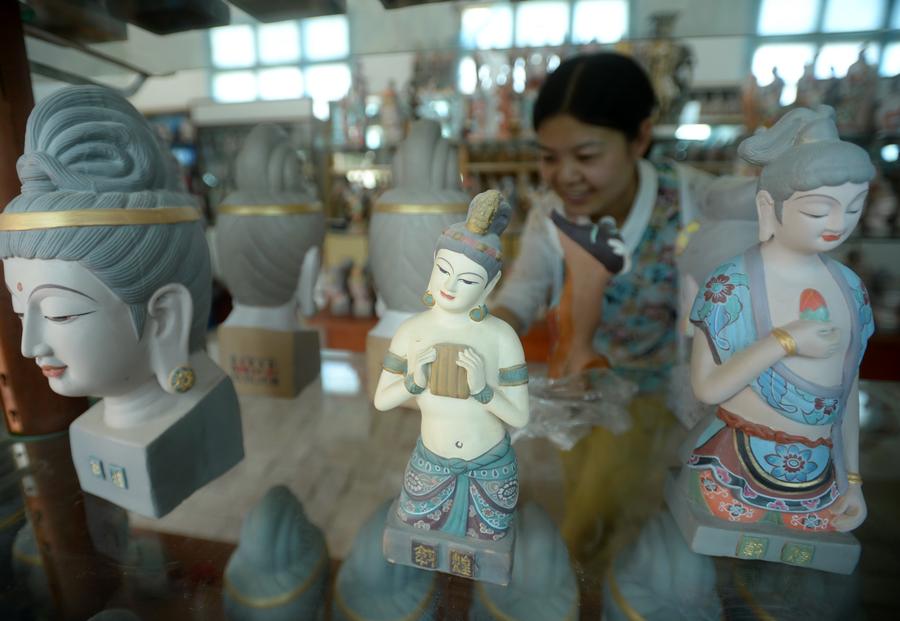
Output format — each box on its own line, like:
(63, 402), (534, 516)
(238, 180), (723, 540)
(303, 15), (349, 61)
(752, 43), (816, 105)
(814, 43), (880, 79)
(882, 43), (900, 77)
(822, 0), (885, 33)
(258, 21), (300, 65)
(460, 3), (514, 50)
(210, 15), (350, 112)
(571, 0), (628, 44)
(757, 0), (819, 35)
(515, 1), (569, 47)
(211, 25), (255, 69)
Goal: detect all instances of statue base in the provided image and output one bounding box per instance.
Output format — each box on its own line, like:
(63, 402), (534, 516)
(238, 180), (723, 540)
(382, 497), (515, 585)
(70, 359), (244, 518)
(664, 467), (860, 574)
(218, 326), (321, 399)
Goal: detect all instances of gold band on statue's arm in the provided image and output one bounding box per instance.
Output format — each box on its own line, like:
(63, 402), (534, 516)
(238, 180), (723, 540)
(217, 203), (322, 216)
(0, 207), (200, 231)
(847, 472), (863, 485)
(373, 202), (469, 215)
(770, 327), (797, 357)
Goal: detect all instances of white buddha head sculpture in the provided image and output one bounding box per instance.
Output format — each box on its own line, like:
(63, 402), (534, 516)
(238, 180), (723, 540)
(0, 85), (211, 402)
(425, 190), (511, 321)
(739, 105), (875, 254)
(215, 123), (324, 316)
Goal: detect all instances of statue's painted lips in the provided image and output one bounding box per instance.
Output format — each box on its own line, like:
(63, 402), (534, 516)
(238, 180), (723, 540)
(821, 233), (841, 242)
(440, 291), (455, 301)
(40, 365), (66, 378)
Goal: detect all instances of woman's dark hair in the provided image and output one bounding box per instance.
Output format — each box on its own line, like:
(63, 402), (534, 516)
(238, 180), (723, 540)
(533, 52), (657, 140)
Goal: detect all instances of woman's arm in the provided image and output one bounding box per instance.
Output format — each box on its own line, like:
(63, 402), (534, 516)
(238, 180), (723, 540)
(373, 326), (434, 411)
(831, 378), (867, 531)
(491, 204), (558, 334)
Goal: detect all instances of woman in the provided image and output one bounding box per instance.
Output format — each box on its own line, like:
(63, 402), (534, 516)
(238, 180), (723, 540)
(684, 106), (874, 540)
(373, 190), (529, 543)
(491, 52), (731, 556)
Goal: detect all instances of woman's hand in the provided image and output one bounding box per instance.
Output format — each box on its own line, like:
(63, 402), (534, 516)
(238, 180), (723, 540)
(830, 484), (867, 532)
(457, 347), (487, 394)
(780, 320), (841, 359)
(411, 343), (436, 388)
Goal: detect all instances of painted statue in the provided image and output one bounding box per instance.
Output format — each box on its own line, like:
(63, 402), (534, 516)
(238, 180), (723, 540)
(0, 85), (243, 518)
(669, 105), (875, 573)
(374, 190), (529, 584)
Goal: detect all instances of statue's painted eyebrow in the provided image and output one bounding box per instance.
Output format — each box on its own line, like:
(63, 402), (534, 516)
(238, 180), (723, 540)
(458, 272), (484, 280)
(29, 284), (97, 302)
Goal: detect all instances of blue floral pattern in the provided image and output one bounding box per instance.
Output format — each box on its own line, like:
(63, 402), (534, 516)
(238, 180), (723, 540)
(764, 444), (818, 482)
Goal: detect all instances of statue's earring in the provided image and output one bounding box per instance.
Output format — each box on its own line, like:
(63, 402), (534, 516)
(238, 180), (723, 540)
(422, 291), (435, 307)
(468, 304), (488, 322)
(167, 365), (196, 393)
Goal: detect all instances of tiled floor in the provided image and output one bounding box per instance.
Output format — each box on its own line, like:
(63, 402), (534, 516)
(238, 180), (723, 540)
(129, 347), (566, 559)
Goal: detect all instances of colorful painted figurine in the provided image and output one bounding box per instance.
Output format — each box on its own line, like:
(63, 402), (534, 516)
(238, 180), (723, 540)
(0, 86), (243, 518)
(374, 190), (529, 585)
(667, 106), (876, 574)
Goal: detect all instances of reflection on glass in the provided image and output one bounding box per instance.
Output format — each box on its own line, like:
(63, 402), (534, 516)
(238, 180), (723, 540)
(460, 3), (514, 50)
(515, 1), (569, 47)
(321, 360), (361, 395)
(823, 0), (885, 32)
(752, 43), (816, 105)
(366, 125), (383, 150)
(210, 25), (256, 69)
(894, 0), (900, 28)
(572, 0), (628, 44)
(258, 67), (304, 100)
(881, 42), (900, 77)
(303, 15), (349, 61)
(757, 0), (820, 35)
(258, 21), (301, 65)
(814, 43), (880, 79)
(212, 71), (257, 103)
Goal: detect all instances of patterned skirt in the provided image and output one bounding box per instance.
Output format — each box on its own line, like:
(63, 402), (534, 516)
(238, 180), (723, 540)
(688, 408), (840, 532)
(397, 434), (518, 541)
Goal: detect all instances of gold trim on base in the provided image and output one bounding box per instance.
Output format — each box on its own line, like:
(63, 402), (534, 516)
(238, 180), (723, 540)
(218, 203), (322, 216)
(223, 550), (327, 609)
(0, 207), (200, 231)
(374, 203), (468, 215)
(607, 562), (647, 621)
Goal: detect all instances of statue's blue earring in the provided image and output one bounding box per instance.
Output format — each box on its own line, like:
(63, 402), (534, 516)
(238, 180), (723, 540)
(468, 304), (488, 322)
(422, 291), (435, 307)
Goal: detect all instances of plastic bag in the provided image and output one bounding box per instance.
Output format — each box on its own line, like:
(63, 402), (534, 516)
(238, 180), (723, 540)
(511, 367), (638, 451)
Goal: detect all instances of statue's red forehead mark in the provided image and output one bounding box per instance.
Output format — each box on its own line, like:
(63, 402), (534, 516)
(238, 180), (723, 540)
(16, 282), (22, 292)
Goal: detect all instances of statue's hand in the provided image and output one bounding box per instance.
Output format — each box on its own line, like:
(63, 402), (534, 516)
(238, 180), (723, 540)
(781, 319), (841, 358)
(457, 347), (487, 394)
(830, 484), (867, 532)
(411, 343), (436, 388)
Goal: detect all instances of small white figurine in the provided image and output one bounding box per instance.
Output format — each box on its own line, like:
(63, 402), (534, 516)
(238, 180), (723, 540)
(667, 106), (876, 574)
(0, 86), (243, 518)
(215, 123), (324, 398)
(374, 190), (529, 585)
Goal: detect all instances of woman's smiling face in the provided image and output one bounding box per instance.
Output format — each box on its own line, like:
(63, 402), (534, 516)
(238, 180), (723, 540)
(537, 114), (646, 220)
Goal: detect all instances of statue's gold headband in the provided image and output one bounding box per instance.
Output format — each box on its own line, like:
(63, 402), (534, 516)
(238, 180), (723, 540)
(0, 206), (201, 231)
(217, 203), (322, 216)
